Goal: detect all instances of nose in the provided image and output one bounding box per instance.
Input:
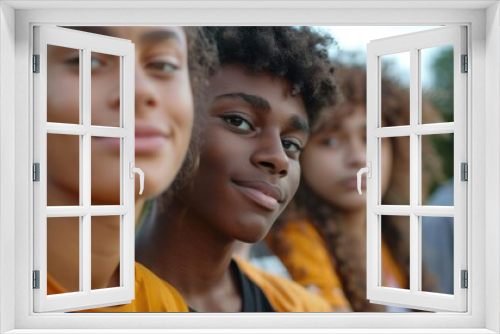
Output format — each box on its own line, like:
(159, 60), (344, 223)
(251, 133), (289, 177)
(106, 74), (121, 111)
(135, 65), (160, 115)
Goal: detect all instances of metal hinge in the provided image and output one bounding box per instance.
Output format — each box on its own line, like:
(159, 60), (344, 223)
(33, 163), (40, 182)
(461, 270), (468, 289)
(33, 54), (40, 73)
(461, 162), (468, 181)
(461, 54), (468, 73)
(33, 270), (40, 289)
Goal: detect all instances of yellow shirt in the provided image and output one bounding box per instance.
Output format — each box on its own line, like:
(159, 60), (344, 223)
(267, 220), (406, 311)
(48, 259), (329, 312)
(48, 262), (188, 312)
(234, 256), (331, 312)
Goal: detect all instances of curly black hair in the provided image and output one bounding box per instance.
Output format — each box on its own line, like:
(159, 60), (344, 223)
(203, 26), (340, 127)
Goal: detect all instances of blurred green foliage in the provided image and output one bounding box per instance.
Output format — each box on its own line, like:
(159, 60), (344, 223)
(426, 47), (454, 184)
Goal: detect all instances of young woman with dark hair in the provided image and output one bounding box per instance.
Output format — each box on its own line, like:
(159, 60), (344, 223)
(267, 65), (442, 312)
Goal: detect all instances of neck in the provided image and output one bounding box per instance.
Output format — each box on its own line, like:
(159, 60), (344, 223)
(336, 206), (367, 234)
(47, 181), (145, 291)
(136, 198), (240, 311)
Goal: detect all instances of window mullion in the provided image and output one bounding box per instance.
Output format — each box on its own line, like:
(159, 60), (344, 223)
(409, 47), (420, 295)
(82, 47), (92, 295)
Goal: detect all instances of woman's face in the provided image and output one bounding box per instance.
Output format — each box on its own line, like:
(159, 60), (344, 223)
(46, 26), (194, 205)
(183, 64), (309, 243)
(301, 105), (393, 211)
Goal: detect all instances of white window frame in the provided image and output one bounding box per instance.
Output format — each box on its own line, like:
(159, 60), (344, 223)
(1, 1), (499, 333)
(33, 25), (136, 313)
(366, 26), (467, 312)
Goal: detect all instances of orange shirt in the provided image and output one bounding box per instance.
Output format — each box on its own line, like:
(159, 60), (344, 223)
(48, 259), (329, 312)
(48, 262), (188, 312)
(234, 256), (331, 312)
(267, 220), (406, 311)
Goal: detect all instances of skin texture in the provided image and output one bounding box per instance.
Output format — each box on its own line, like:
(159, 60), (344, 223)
(301, 105), (393, 213)
(46, 26), (194, 291)
(136, 64), (310, 312)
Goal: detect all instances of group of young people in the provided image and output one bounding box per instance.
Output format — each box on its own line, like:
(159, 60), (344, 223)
(46, 26), (443, 313)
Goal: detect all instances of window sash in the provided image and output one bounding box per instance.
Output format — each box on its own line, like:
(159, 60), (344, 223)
(32, 25), (136, 313)
(366, 25), (467, 312)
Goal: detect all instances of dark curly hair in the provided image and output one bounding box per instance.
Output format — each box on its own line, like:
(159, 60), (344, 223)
(203, 26), (340, 128)
(161, 26), (340, 206)
(269, 65), (443, 312)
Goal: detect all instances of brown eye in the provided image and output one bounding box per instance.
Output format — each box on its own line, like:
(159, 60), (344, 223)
(147, 61), (179, 76)
(282, 139), (302, 153)
(222, 115), (253, 132)
(322, 137), (339, 148)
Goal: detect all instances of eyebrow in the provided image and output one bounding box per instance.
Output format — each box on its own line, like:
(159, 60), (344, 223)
(214, 93), (271, 113)
(290, 115), (310, 135)
(214, 92), (310, 135)
(139, 30), (183, 46)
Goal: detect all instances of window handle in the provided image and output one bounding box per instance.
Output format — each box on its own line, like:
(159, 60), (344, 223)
(129, 162), (144, 195)
(357, 162), (371, 195)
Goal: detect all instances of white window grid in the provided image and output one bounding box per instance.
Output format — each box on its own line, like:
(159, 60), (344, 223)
(32, 26), (136, 313)
(366, 26), (467, 312)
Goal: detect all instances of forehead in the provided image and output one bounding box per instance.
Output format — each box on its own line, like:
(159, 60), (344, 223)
(70, 26), (187, 48)
(319, 104), (367, 132)
(207, 64), (307, 119)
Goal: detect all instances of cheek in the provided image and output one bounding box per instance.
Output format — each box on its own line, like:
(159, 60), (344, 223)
(47, 72), (80, 124)
(302, 148), (340, 188)
(164, 75), (194, 129)
(286, 160), (302, 197)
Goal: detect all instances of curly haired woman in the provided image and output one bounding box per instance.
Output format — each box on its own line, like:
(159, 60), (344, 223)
(267, 65), (443, 312)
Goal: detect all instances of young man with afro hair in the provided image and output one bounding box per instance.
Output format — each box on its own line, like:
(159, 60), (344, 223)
(136, 26), (340, 312)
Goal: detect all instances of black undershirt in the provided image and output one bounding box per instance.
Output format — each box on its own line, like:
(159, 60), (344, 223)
(188, 260), (275, 312)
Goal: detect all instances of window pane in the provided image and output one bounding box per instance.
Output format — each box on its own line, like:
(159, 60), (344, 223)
(421, 216), (454, 295)
(47, 217), (81, 294)
(421, 133), (454, 206)
(381, 136), (409, 205)
(91, 136), (121, 206)
(421, 45), (454, 124)
(91, 215), (121, 290)
(381, 51), (410, 127)
(47, 134), (80, 206)
(381, 215), (409, 290)
(91, 52), (121, 127)
(47, 45), (80, 124)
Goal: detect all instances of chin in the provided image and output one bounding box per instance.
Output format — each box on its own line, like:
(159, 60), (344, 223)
(231, 216), (272, 244)
(336, 199), (366, 211)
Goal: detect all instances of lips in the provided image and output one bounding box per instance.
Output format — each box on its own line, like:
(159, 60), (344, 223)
(134, 122), (171, 154)
(232, 180), (284, 211)
(94, 123), (171, 153)
(344, 176), (366, 190)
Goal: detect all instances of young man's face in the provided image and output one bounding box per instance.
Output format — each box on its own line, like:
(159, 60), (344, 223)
(184, 64), (309, 243)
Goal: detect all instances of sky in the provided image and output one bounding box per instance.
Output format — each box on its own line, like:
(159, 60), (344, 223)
(315, 26), (446, 88)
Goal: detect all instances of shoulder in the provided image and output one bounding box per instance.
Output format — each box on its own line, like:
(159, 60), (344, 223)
(233, 256), (331, 312)
(267, 219), (325, 257)
(267, 219), (331, 278)
(134, 262), (189, 312)
(276, 219), (322, 238)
